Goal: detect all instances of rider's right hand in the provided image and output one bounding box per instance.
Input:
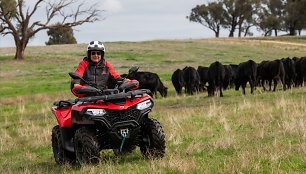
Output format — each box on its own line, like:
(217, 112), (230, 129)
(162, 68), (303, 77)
(74, 84), (83, 88)
(72, 84), (86, 98)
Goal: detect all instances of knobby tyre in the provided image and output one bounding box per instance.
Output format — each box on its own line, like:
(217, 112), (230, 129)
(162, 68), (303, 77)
(74, 127), (100, 164)
(140, 118), (166, 159)
(51, 125), (76, 165)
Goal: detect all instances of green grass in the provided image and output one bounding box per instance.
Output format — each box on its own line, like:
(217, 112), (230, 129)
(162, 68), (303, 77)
(0, 37), (306, 173)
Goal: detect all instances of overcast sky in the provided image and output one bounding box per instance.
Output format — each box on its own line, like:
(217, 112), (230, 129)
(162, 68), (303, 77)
(0, 0), (219, 47)
(3, 0), (302, 48)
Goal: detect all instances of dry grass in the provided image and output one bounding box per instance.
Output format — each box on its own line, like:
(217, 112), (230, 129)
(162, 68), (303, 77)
(1, 38), (306, 173)
(1, 84), (306, 173)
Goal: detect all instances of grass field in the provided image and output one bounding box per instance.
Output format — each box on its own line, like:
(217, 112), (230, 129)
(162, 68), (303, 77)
(0, 37), (306, 173)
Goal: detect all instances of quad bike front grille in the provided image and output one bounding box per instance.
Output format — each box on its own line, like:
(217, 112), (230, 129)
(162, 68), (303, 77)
(105, 107), (141, 125)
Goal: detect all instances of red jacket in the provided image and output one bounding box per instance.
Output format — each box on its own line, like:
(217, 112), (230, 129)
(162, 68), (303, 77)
(71, 57), (123, 97)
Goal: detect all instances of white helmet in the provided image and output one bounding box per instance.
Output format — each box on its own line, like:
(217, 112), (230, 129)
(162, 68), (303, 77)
(87, 41), (105, 52)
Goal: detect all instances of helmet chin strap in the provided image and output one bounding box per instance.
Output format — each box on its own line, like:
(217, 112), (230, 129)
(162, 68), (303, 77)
(101, 51), (105, 59)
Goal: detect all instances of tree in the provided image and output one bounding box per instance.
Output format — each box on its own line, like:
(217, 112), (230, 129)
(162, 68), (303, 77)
(283, 0), (306, 35)
(46, 23), (77, 45)
(188, 2), (225, 38)
(258, 0), (285, 36)
(0, 0), (101, 60)
(0, 0), (17, 33)
(221, 0), (239, 37)
(237, 0), (261, 37)
(221, 0), (259, 37)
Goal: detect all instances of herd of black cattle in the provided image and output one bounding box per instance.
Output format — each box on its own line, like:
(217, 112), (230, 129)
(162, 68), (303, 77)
(121, 56), (306, 98)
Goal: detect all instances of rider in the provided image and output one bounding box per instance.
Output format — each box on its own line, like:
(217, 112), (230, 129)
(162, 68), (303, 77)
(71, 41), (126, 97)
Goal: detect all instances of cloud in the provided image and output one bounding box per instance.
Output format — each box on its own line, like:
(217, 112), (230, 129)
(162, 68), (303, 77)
(101, 0), (124, 13)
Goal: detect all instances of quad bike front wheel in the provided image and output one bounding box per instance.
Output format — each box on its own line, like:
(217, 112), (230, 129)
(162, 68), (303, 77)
(51, 125), (76, 165)
(140, 118), (166, 158)
(74, 127), (100, 164)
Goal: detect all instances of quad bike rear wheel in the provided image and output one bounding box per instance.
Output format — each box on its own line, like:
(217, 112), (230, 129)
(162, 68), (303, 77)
(74, 127), (100, 164)
(51, 125), (76, 164)
(140, 118), (166, 158)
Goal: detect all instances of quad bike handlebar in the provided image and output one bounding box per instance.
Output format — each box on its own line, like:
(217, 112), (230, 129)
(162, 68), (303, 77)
(69, 72), (139, 94)
(53, 89), (151, 107)
(74, 86), (104, 95)
(66, 72), (148, 104)
(118, 80), (139, 91)
(76, 89), (151, 103)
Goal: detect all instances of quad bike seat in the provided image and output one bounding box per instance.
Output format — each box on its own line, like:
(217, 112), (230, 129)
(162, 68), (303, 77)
(53, 99), (76, 108)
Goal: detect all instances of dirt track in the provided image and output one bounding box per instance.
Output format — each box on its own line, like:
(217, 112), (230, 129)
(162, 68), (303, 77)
(252, 40), (306, 47)
(199, 37), (306, 47)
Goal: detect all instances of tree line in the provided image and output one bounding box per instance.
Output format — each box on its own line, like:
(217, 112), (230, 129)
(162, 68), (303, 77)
(187, 0), (306, 38)
(0, 0), (101, 60)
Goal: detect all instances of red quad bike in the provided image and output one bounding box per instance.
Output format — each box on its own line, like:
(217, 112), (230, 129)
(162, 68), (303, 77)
(51, 72), (166, 165)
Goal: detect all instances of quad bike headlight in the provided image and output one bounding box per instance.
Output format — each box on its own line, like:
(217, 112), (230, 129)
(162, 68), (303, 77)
(85, 109), (106, 116)
(136, 100), (152, 110)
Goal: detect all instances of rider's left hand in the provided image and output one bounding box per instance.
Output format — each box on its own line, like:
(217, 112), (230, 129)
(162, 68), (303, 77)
(124, 78), (130, 82)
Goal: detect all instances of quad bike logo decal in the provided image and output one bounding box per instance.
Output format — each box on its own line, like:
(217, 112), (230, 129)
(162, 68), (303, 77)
(120, 128), (129, 137)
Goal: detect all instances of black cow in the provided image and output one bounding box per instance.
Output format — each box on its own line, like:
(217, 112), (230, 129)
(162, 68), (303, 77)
(207, 61), (225, 97)
(281, 57), (296, 89)
(197, 66), (209, 92)
(293, 57), (303, 87)
(183, 66), (200, 95)
(256, 60), (268, 87)
(229, 64), (238, 88)
(234, 60), (257, 95)
(299, 57), (306, 86)
(171, 69), (185, 95)
(127, 71), (168, 98)
(292, 57), (300, 62)
(257, 59), (286, 91)
(223, 65), (235, 90)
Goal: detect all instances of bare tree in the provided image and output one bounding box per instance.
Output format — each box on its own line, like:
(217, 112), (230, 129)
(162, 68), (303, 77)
(0, 0), (101, 60)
